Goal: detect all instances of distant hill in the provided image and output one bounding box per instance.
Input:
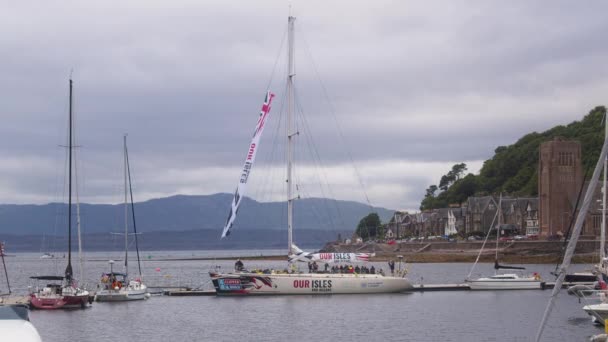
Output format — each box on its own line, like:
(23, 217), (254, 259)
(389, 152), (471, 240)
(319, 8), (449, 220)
(1, 228), (351, 252)
(421, 106), (607, 210)
(0, 193), (393, 237)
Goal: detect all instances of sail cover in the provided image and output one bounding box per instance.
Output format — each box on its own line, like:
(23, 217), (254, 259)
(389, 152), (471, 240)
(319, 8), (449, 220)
(221, 91), (275, 238)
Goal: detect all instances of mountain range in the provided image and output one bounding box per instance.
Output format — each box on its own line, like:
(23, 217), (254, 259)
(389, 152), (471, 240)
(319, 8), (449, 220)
(0, 193), (393, 250)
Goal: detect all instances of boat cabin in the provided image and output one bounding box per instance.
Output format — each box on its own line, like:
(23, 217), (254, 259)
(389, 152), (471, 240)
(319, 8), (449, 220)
(100, 272), (128, 290)
(489, 274), (518, 280)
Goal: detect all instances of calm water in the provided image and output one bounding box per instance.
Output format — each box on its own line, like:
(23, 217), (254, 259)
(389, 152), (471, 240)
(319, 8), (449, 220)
(1, 251), (604, 341)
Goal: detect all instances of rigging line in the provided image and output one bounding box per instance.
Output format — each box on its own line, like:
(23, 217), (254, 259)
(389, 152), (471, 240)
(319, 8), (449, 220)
(495, 195), (502, 263)
(264, 28), (288, 94)
(292, 85), (343, 232)
(553, 154), (591, 276)
(299, 27), (373, 210)
(294, 100), (339, 234)
(466, 208), (499, 280)
(125, 141), (143, 278)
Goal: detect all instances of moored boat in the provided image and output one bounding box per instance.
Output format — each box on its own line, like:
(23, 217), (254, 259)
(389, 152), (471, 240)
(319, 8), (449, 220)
(95, 136), (149, 302)
(210, 16), (413, 296)
(467, 273), (541, 290)
(466, 195), (542, 290)
(583, 302), (608, 325)
(210, 271), (412, 295)
(29, 79), (91, 310)
(29, 276), (90, 309)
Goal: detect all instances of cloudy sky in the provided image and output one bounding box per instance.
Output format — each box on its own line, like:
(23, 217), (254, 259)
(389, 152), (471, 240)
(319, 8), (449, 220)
(1, 1), (608, 211)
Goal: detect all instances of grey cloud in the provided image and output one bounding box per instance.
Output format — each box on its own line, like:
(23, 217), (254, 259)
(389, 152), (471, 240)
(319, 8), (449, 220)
(1, 1), (607, 208)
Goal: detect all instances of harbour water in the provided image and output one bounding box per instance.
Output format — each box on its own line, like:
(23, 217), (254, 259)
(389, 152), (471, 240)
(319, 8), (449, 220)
(2, 251), (604, 341)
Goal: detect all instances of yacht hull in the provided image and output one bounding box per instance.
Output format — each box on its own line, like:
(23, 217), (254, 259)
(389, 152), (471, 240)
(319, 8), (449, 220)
(210, 272), (413, 295)
(583, 303), (608, 325)
(95, 287), (149, 302)
(29, 294), (89, 310)
(466, 279), (542, 290)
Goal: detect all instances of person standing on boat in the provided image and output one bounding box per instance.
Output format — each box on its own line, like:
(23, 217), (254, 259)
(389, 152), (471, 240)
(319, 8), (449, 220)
(235, 259), (244, 271)
(388, 260), (395, 275)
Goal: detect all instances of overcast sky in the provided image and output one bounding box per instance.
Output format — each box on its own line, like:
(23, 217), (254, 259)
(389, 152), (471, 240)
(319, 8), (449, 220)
(1, 1), (608, 211)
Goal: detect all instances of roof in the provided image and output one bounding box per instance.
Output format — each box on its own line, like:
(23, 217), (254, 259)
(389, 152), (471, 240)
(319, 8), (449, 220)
(103, 272), (127, 277)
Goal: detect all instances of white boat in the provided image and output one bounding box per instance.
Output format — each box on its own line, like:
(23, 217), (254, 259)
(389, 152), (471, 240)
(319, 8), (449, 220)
(466, 195), (542, 290)
(95, 135), (149, 302)
(210, 271), (411, 295)
(583, 302), (608, 325)
(0, 305), (42, 342)
(39, 253), (53, 259)
(467, 273), (541, 290)
(210, 16), (413, 295)
(95, 265), (148, 302)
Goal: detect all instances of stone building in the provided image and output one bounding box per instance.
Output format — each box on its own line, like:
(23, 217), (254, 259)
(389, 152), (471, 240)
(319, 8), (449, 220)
(538, 138), (583, 238)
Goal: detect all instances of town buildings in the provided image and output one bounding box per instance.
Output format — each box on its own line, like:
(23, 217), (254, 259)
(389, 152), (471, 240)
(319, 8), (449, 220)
(387, 137), (604, 240)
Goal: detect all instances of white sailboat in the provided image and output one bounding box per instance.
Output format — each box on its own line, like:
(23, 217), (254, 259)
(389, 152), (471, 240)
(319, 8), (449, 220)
(581, 117), (608, 324)
(466, 195), (542, 290)
(95, 135), (149, 302)
(209, 16), (413, 295)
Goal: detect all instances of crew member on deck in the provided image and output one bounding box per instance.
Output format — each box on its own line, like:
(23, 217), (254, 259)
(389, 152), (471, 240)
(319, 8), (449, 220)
(235, 259), (244, 271)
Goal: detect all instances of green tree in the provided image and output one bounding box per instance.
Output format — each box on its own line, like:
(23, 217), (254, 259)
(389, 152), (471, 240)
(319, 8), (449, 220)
(355, 213), (381, 241)
(419, 106), (607, 209)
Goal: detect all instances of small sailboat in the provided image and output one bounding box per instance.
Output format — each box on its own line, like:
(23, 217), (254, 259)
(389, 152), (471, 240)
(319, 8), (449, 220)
(29, 78), (91, 310)
(209, 16), (413, 295)
(39, 234), (54, 259)
(466, 195), (542, 290)
(95, 135), (149, 302)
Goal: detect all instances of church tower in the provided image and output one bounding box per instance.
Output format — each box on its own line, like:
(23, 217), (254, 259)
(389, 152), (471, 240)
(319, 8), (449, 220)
(538, 138), (583, 237)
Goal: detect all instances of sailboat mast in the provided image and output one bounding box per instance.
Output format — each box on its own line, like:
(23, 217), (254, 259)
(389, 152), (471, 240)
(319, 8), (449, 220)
(124, 134), (128, 276)
(125, 137), (143, 277)
(75, 138), (83, 282)
(286, 16), (295, 254)
(602, 117), (607, 262)
(495, 194), (502, 272)
(65, 79), (73, 282)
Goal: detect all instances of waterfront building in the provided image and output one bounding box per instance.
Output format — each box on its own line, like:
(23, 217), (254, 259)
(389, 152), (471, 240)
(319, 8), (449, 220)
(538, 138), (583, 238)
(463, 196), (498, 235)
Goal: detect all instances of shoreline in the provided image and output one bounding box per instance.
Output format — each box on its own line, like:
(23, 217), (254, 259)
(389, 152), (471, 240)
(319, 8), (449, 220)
(124, 252), (597, 264)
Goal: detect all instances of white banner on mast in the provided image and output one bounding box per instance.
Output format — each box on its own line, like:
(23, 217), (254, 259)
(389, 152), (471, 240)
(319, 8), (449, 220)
(221, 91), (275, 238)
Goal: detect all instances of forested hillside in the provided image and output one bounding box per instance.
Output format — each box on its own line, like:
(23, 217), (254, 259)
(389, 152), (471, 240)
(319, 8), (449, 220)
(421, 106), (606, 210)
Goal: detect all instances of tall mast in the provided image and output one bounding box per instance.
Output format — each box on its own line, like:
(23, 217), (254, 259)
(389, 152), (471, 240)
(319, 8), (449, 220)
(124, 134), (129, 276)
(602, 116), (607, 263)
(75, 135), (83, 282)
(125, 136), (143, 277)
(287, 16), (295, 255)
(495, 193), (502, 273)
(65, 79), (74, 282)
